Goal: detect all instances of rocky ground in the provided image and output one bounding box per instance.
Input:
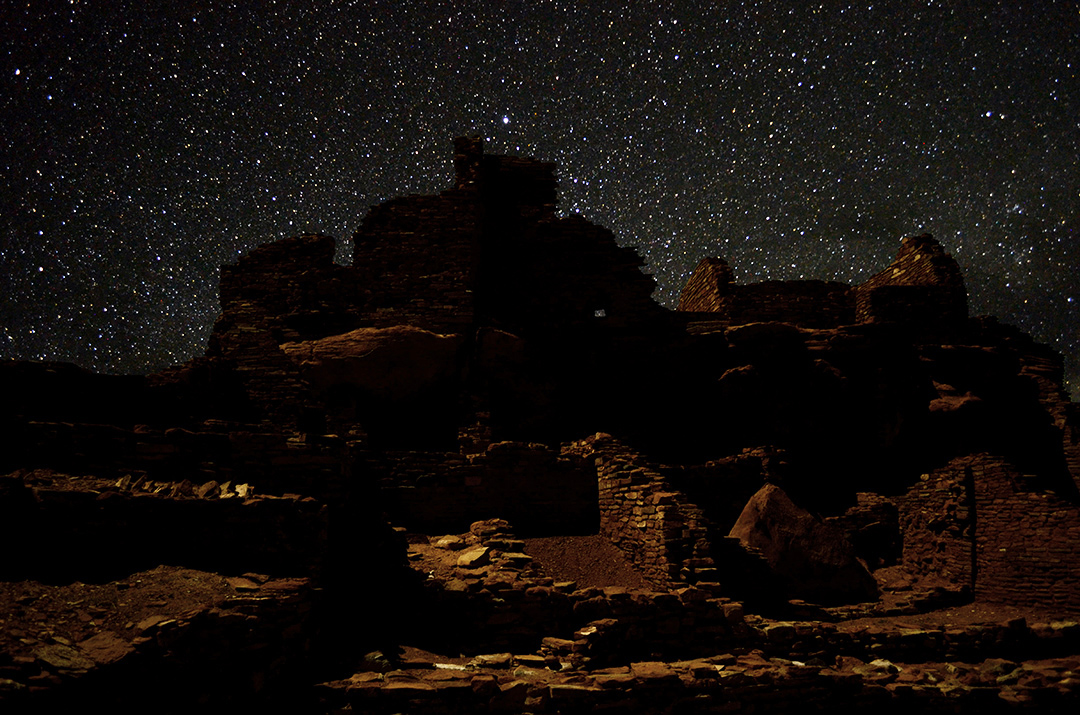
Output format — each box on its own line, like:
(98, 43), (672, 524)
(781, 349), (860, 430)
(2, 522), (1079, 712)
(0, 566), (317, 712)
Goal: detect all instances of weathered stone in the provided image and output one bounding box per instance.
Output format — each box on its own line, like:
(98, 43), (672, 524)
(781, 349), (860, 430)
(32, 644), (94, 671)
(280, 325), (464, 400)
(433, 535), (465, 550)
(730, 483), (879, 604)
(77, 631), (134, 666)
(469, 653), (513, 669)
(456, 546), (491, 569)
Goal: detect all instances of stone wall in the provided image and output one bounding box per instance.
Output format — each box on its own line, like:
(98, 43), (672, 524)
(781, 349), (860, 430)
(1013, 336), (1080, 493)
(351, 192), (481, 334)
(899, 453), (1080, 609)
(828, 492), (902, 570)
(726, 280), (855, 328)
(365, 441), (598, 535)
(679, 234), (967, 332)
(677, 257), (733, 312)
(7, 421), (345, 495)
(210, 234), (359, 429)
(1066, 403), (1080, 493)
(0, 470), (328, 582)
(663, 451), (768, 534)
(508, 215), (664, 334)
(324, 564), (1080, 715)
(566, 434), (717, 589)
(677, 257), (854, 329)
(855, 233), (968, 326)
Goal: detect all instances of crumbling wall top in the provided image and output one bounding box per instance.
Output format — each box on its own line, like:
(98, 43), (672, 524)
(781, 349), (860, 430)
(855, 233), (968, 325)
(677, 257), (734, 312)
(451, 136), (557, 216)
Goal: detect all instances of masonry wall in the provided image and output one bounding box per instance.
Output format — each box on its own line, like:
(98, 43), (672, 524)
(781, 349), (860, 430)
(508, 215), (665, 333)
(968, 455), (1080, 609)
(566, 434), (717, 589)
(1014, 341), (1080, 494)
(7, 421), (345, 495)
(663, 452), (765, 534)
(727, 281), (855, 328)
(827, 492), (902, 570)
(855, 233), (967, 325)
(1066, 404), (1080, 493)
(677, 257), (733, 313)
(899, 453), (1080, 609)
(898, 459), (979, 591)
(351, 191), (481, 334)
(0, 471), (328, 582)
(679, 234), (967, 331)
(211, 234), (362, 429)
(677, 259), (854, 329)
(366, 441), (598, 535)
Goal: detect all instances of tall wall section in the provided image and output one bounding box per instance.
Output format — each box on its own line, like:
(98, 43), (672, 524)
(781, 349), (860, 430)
(351, 189), (484, 335)
(210, 234), (359, 429)
(855, 234), (968, 326)
(565, 434), (717, 590)
(899, 453), (1080, 610)
(676, 257), (733, 313)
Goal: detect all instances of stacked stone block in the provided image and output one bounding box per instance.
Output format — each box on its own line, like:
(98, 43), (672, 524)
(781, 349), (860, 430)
(854, 233), (968, 326)
(679, 234), (967, 333)
(352, 192), (481, 334)
(0, 470), (328, 582)
(899, 453), (1080, 609)
(566, 434), (717, 590)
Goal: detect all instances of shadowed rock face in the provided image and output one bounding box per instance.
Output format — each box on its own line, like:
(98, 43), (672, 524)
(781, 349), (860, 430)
(730, 483), (880, 605)
(280, 326), (465, 400)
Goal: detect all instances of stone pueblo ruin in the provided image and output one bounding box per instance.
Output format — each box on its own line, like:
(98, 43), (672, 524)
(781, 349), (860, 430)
(2, 138), (1079, 713)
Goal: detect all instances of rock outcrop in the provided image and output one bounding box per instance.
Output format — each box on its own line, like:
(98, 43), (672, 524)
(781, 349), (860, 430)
(280, 325), (465, 400)
(730, 484), (879, 605)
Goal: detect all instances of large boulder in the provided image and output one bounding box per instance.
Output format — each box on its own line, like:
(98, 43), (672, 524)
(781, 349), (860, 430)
(729, 483), (879, 605)
(280, 325), (464, 400)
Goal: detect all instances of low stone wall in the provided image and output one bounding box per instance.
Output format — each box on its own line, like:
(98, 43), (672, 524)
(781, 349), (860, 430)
(565, 434), (717, 589)
(0, 471), (328, 582)
(6, 421), (345, 496)
(367, 441), (598, 535)
(899, 454), (1080, 610)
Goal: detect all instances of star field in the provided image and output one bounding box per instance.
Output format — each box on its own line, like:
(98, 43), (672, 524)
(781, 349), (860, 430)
(2, 1), (1077, 397)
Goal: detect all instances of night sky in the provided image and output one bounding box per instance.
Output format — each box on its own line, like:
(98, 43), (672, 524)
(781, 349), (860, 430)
(2, 1), (1077, 397)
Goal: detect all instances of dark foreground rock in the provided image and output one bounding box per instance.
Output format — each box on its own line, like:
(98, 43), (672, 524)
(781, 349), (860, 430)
(730, 483), (880, 605)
